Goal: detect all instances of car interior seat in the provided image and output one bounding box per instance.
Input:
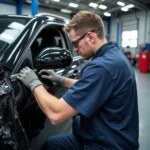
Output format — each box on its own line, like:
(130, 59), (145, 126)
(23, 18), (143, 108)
(31, 28), (59, 63)
(39, 30), (57, 50)
(58, 39), (63, 48)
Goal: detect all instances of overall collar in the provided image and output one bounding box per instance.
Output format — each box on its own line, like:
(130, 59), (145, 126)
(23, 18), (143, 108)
(92, 42), (115, 60)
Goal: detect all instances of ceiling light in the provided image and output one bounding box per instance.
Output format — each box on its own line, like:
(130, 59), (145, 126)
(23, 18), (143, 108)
(61, 9), (72, 14)
(45, 0), (50, 4)
(125, 4), (134, 9)
(99, 4), (107, 10)
(104, 12), (111, 17)
(69, 3), (78, 8)
(51, 0), (60, 2)
(117, 1), (125, 6)
(121, 7), (128, 12)
(121, 4), (134, 12)
(26, 0), (31, 3)
(89, 2), (98, 8)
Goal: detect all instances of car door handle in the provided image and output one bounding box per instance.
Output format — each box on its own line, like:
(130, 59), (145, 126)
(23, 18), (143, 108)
(72, 70), (80, 79)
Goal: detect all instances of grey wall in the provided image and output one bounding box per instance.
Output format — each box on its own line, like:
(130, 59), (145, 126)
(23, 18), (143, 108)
(110, 11), (150, 46)
(22, 4), (71, 19)
(0, 3), (71, 19)
(110, 17), (117, 43)
(0, 3), (16, 14)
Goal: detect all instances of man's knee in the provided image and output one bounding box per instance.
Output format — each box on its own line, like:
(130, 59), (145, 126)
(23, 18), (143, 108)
(42, 136), (56, 150)
(72, 116), (80, 131)
(72, 116), (83, 141)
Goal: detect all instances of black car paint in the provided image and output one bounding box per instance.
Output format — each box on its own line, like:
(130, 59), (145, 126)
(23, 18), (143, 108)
(0, 14), (85, 149)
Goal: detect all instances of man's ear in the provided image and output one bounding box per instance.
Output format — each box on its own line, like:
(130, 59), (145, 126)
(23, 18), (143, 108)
(90, 38), (94, 43)
(85, 36), (90, 42)
(87, 33), (95, 43)
(88, 37), (94, 44)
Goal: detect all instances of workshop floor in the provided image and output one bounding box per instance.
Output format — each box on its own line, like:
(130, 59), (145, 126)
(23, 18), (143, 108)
(135, 68), (150, 150)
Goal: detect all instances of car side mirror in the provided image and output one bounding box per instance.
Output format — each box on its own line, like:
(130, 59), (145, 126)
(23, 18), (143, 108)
(35, 47), (73, 69)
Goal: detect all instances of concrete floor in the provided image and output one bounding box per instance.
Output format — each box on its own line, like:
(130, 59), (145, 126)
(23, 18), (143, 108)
(134, 68), (150, 150)
(32, 68), (150, 150)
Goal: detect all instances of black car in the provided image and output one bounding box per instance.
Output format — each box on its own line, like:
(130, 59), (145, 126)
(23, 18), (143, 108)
(0, 13), (85, 150)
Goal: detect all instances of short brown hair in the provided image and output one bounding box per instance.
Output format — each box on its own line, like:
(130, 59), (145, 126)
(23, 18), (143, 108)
(64, 11), (105, 39)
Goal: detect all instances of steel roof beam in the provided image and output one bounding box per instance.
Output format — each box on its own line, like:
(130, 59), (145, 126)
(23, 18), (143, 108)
(105, 0), (148, 13)
(43, 1), (104, 15)
(121, 0), (148, 10)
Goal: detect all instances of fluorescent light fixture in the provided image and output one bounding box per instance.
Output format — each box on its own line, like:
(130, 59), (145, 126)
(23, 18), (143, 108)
(61, 9), (72, 14)
(51, 0), (60, 2)
(121, 7), (128, 12)
(45, 0), (50, 4)
(104, 12), (111, 17)
(117, 1), (125, 6)
(121, 4), (134, 12)
(99, 4), (107, 10)
(69, 3), (78, 8)
(125, 4), (134, 9)
(89, 2), (98, 8)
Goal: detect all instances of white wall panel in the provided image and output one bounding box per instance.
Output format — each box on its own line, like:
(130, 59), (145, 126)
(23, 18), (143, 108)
(122, 20), (138, 31)
(0, 3), (15, 14)
(138, 11), (146, 44)
(0, 3), (71, 19)
(110, 17), (117, 42)
(146, 13), (150, 43)
(103, 20), (108, 37)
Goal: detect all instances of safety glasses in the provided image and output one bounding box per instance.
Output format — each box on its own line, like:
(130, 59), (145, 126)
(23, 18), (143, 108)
(72, 29), (96, 48)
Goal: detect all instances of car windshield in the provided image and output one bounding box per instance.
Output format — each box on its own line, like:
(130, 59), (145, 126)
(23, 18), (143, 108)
(0, 18), (27, 53)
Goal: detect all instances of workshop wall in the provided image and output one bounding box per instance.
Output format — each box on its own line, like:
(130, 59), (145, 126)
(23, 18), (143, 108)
(110, 11), (150, 47)
(0, 3), (16, 14)
(0, 3), (71, 19)
(22, 4), (71, 19)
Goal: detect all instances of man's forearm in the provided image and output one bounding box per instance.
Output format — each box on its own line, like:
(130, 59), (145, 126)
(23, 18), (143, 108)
(63, 78), (78, 88)
(33, 85), (61, 124)
(33, 84), (78, 125)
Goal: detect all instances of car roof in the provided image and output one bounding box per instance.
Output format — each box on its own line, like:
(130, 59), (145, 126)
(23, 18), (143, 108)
(0, 13), (69, 24)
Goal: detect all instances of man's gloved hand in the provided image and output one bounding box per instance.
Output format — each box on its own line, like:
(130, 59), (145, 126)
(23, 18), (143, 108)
(38, 69), (65, 84)
(17, 67), (43, 92)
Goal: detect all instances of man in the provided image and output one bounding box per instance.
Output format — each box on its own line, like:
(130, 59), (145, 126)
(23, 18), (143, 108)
(17, 11), (139, 150)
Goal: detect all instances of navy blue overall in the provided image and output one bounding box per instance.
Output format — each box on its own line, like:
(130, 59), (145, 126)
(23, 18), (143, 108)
(42, 42), (139, 150)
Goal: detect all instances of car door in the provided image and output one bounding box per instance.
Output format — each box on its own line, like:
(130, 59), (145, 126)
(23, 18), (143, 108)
(28, 23), (85, 150)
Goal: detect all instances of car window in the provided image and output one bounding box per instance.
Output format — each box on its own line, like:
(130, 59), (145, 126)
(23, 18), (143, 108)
(30, 26), (66, 65)
(71, 44), (80, 57)
(0, 18), (27, 53)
